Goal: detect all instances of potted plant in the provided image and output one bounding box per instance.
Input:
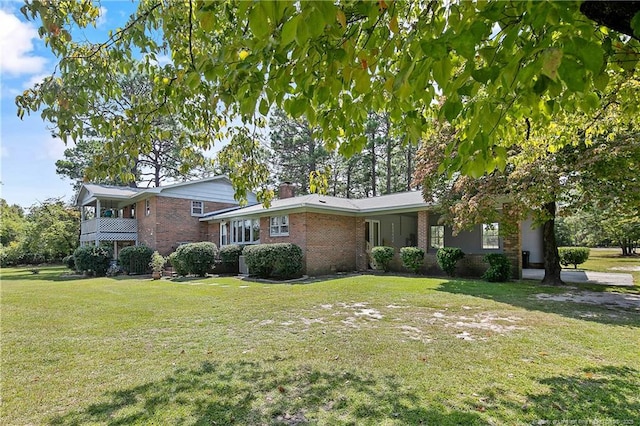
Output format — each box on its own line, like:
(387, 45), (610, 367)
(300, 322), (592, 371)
(149, 251), (166, 280)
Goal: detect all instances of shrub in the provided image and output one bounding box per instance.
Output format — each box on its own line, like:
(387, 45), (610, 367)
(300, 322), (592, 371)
(371, 246), (395, 272)
(436, 247), (465, 276)
(219, 244), (244, 264)
(149, 251), (166, 273)
(73, 245), (113, 276)
(243, 243), (303, 279)
(0, 242), (26, 267)
(168, 251), (189, 276)
(400, 247), (425, 274)
(482, 253), (512, 282)
(170, 242), (218, 277)
(559, 247), (590, 269)
(118, 245), (153, 274)
(63, 255), (75, 271)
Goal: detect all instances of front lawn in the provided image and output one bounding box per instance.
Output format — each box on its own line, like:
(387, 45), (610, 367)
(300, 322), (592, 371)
(1, 267), (638, 425)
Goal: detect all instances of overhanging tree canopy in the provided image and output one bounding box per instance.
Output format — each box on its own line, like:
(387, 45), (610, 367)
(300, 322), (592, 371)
(16, 1), (640, 203)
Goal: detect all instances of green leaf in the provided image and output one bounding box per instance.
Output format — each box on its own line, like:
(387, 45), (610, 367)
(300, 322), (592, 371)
(558, 58), (586, 92)
(577, 41), (603, 74)
(249, 5), (270, 39)
(631, 11), (640, 38)
(442, 98), (463, 122)
(532, 75), (550, 95)
(199, 11), (215, 32)
(259, 98), (269, 116)
(281, 15), (299, 46)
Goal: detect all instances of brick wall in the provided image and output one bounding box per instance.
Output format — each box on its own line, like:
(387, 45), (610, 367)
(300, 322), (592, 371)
(257, 212), (360, 276)
(137, 196), (236, 255)
(136, 198), (157, 249)
(305, 213), (358, 275)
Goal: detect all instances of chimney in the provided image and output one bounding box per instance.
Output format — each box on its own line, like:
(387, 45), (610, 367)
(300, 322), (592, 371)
(278, 182), (296, 199)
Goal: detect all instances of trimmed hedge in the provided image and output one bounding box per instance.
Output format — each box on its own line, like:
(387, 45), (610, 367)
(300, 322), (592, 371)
(243, 243), (303, 279)
(482, 253), (512, 282)
(73, 245), (113, 276)
(400, 247), (424, 274)
(436, 247), (465, 277)
(118, 245), (153, 274)
(219, 244), (244, 264)
(170, 242), (219, 277)
(168, 251), (189, 276)
(559, 247), (590, 269)
(371, 246), (395, 272)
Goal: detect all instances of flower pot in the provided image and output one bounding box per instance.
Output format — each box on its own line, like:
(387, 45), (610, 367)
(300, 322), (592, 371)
(152, 271), (162, 280)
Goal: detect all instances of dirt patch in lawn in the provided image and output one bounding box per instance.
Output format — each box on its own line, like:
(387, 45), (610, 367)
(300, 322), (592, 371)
(250, 302), (527, 343)
(536, 291), (640, 311)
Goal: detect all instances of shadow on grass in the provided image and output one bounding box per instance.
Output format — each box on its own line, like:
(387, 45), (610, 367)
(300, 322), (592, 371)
(48, 360), (483, 425)
(464, 365), (639, 424)
(435, 279), (640, 327)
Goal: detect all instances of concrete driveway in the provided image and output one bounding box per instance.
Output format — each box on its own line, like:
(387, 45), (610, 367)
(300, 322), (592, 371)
(522, 269), (635, 287)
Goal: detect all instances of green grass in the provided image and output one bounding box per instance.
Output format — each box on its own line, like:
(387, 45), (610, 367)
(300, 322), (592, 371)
(578, 248), (640, 284)
(1, 266), (639, 425)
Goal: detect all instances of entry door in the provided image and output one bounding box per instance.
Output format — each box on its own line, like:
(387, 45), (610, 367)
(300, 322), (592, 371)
(365, 219), (381, 247)
(365, 220), (381, 268)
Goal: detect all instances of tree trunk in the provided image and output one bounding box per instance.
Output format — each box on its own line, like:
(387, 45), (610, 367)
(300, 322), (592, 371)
(406, 144), (413, 191)
(541, 201), (564, 285)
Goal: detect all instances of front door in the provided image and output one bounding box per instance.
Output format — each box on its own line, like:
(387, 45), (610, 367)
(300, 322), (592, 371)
(365, 220), (381, 268)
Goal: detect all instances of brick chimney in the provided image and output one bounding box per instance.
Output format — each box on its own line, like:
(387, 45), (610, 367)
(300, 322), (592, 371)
(278, 182), (296, 199)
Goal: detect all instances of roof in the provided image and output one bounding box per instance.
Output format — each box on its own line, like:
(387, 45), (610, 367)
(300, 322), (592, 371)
(74, 184), (143, 205)
(206, 191), (432, 221)
(75, 175), (245, 206)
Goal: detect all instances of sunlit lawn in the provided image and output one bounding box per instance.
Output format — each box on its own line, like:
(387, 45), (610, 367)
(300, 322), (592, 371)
(1, 266), (638, 425)
(578, 247), (640, 284)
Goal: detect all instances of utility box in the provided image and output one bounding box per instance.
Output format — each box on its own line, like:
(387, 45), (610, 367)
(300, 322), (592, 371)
(239, 255), (249, 275)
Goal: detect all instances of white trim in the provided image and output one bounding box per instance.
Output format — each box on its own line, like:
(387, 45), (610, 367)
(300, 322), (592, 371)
(482, 223), (500, 249)
(191, 200), (204, 216)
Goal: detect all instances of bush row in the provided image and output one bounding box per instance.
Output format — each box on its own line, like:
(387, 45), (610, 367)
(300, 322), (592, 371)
(371, 246), (512, 282)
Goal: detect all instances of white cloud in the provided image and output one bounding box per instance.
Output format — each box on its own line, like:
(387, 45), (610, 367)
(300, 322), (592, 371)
(0, 9), (48, 76)
(96, 6), (108, 27)
(40, 134), (72, 161)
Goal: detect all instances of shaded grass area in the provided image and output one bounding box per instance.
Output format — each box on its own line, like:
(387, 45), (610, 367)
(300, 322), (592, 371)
(2, 266), (639, 425)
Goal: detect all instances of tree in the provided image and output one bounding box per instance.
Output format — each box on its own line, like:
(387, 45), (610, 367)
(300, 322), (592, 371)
(269, 109), (331, 194)
(53, 73), (213, 189)
(0, 200), (25, 246)
(22, 198), (80, 262)
(15, 1), (640, 204)
(413, 104), (640, 285)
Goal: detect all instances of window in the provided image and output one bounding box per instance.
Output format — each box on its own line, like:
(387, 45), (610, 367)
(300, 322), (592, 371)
(224, 219), (260, 244)
(430, 225), (445, 249)
(482, 223), (500, 249)
(270, 215), (289, 236)
(145, 199), (150, 216)
(191, 200), (204, 216)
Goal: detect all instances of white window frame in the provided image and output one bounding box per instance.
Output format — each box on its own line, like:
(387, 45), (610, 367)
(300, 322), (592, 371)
(145, 199), (150, 216)
(191, 200), (204, 216)
(225, 218), (260, 245)
(270, 215), (289, 237)
(482, 223), (500, 249)
(430, 225), (445, 249)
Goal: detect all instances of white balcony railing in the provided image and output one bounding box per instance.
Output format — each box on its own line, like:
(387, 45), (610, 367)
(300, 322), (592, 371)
(80, 218), (137, 235)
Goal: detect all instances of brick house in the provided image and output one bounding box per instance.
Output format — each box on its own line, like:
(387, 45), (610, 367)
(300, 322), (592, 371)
(202, 186), (544, 278)
(76, 176), (256, 257)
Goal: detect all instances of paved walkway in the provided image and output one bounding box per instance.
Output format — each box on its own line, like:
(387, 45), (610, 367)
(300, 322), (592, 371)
(522, 269), (635, 287)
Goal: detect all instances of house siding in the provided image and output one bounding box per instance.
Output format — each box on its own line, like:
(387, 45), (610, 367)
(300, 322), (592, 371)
(139, 196), (236, 255)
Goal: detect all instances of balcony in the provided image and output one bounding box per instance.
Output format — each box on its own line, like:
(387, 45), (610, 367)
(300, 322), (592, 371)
(80, 218), (138, 242)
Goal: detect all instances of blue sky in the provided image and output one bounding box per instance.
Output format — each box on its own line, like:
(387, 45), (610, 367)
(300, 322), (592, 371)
(0, 1), (137, 208)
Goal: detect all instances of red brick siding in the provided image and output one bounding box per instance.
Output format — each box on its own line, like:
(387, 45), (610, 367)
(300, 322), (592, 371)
(137, 196), (236, 255)
(305, 213), (358, 275)
(257, 212), (360, 276)
(136, 197), (157, 249)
